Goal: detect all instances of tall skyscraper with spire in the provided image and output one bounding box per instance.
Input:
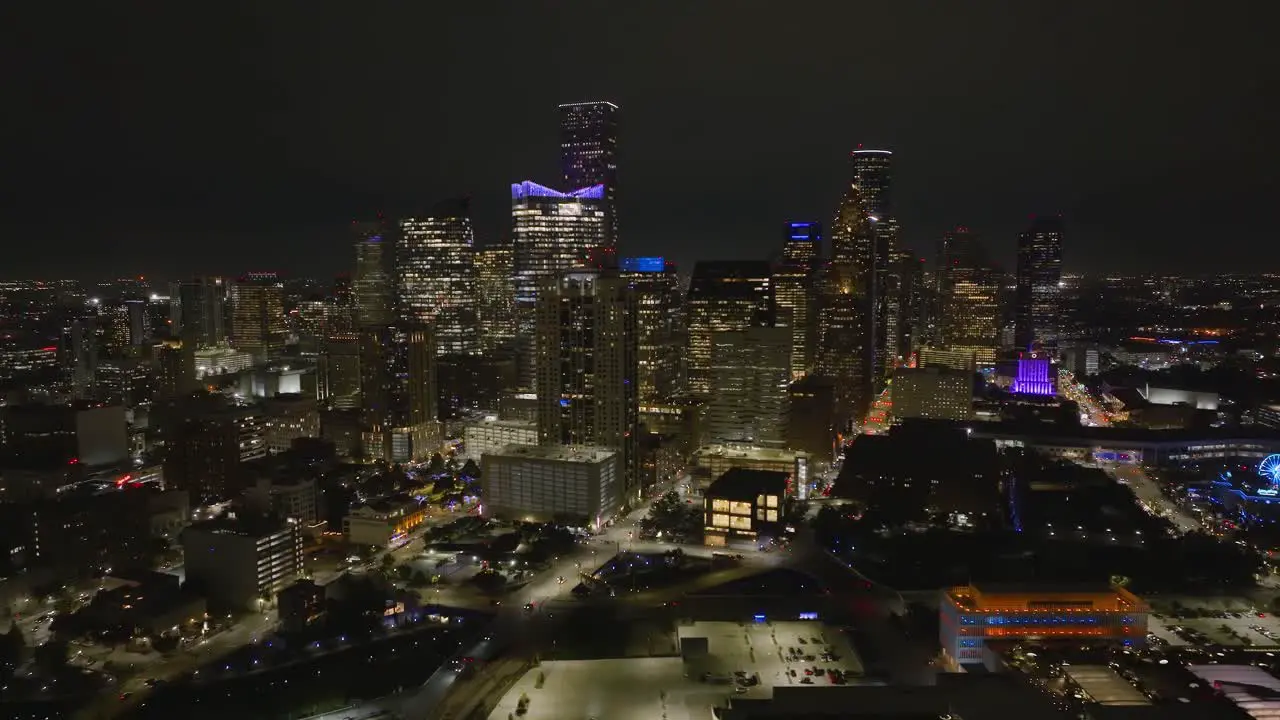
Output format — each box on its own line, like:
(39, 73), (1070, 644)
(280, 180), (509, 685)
(560, 101), (619, 246)
(1015, 215), (1064, 352)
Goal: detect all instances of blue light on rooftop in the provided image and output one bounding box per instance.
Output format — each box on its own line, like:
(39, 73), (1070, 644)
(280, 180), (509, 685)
(511, 181), (605, 202)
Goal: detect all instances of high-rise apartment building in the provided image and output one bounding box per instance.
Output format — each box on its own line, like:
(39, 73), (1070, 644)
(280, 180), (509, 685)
(171, 277), (227, 349)
(397, 198), (479, 356)
(359, 324), (438, 463)
(352, 221), (394, 328)
(230, 272), (286, 362)
(560, 101), (619, 245)
(511, 180), (608, 387)
(1015, 215), (1064, 353)
(535, 269), (638, 497)
(475, 244), (517, 355)
(318, 333), (361, 409)
(620, 257), (680, 404)
(707, 324), (790, 448)
(685, 261), (773, 397)
(781, 221), (822, 266)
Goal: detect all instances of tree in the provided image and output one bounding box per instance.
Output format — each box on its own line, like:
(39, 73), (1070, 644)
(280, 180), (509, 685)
(408, 570), (429, 588)
(460, 459), (481, 479)
(641, 490), (702, 540)
(396, 565), (414, 582)
(380, 554), (396, 572)
(34, 639), (69, 675)
(427, 453), (446, 476)
(0, 623), (26, 680)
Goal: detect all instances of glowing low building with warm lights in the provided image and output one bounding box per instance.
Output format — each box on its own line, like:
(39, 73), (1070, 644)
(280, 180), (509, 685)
(941, 583), (1149, 664)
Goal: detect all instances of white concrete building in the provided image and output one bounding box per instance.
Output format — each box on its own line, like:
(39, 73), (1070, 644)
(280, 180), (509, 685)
(462, 418), (538, 460)
(481, 444), (621, 527)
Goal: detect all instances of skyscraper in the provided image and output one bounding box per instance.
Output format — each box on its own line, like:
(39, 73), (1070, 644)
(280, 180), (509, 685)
(230, 272), (286, 362)
(359, 323), (438, 462)
(620, 257), (680, 404)
(850, 149), (900, 387)
(171, 277), (226, 348)
(707, 324), (790, 448)
(685, 261), (773, 397)
(475, 244), (517, 355)
(397, 198), (480, 356)
(781, 221), (822, 266)
(560, 101), (619, 244)
(774, 222), (821, 380)
(941, 237), (1002, 368)
(352, 221), (393, 328)
(535, 269), (638, 496)
(1015, 215), (1064, 352)
(511, 180), (608, 386)
(822, 184), (877, 423)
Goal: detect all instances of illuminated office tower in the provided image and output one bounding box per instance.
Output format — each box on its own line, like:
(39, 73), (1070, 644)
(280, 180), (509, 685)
(535, 269), (638, 495)
(850, 149), (900, 387)
(707, 323), (790, 448)
(1015, 214), (1064, 353)
(894, 250), (927, 358)
(685, 261), (773, 397)
(359, 324), (439, 463)
(774, 222), (821, 379)
(781, 221), (821, 266)
(352, 221), (393, 328)
(511, 181), (607, 386)
(620, 257), (680, 404)
(230, 272), (286, 363)
(942, 240), (1002, 368)
(171, 277), (226, 348)
(821, 184), (877, 422)
(475, 244), (517, 354)
(560, 101), (619, 245)
(396, 198), (479, 356)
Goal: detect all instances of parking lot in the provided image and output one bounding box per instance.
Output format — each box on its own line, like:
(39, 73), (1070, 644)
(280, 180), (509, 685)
(1147, 608), (1280, 648)
(676, 620), (863, 695)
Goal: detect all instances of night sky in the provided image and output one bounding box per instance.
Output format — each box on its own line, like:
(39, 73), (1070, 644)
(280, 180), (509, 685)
(2, 2), (1272, 281)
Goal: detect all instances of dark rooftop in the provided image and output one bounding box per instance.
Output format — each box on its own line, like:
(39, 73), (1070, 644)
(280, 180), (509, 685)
(706, 468), (788, 500)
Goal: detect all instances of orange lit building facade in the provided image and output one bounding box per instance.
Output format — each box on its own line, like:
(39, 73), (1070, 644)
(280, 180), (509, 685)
(941, 584), (1149, 664)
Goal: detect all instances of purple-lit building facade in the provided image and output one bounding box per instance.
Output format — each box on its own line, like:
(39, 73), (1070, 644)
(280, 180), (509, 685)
(1011, 352), (1055, 397)
(560, 101), (619, 246)
(511, 181), (608, 387)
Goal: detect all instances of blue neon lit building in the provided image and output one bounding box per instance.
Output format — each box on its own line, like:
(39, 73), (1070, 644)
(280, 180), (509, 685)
(1207, 454), (1280, 525)
(941, 583), (1148, 664)
(619, 257), (666, 273)
(782, 222), (821, 267)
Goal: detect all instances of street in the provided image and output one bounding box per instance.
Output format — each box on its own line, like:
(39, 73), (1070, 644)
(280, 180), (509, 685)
(1108, 464), (1202, 534)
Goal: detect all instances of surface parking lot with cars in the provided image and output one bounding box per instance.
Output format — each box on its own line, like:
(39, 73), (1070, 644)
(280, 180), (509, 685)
(1147, 607), (1280, 648)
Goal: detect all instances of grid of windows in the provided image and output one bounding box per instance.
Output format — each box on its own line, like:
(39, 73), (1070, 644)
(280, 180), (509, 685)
(397, 205), (479, 356)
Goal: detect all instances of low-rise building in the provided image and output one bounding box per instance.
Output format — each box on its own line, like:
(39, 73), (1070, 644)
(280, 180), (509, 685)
(277, 578), (327, 634)
(941, 583), (1149, 665)
(703, 468), (788, 547)
(480, 444), (621, 527)
(343, 496), (429, 547)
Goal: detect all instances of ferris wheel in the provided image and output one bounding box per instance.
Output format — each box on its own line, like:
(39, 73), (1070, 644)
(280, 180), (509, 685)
(1259, 454), (1280, 484)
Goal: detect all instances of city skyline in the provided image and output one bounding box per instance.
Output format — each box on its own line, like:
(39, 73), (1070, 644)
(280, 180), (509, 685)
(2, 3), (1272, 280)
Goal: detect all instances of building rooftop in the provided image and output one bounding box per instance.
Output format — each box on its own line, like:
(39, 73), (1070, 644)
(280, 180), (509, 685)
(695, 444), (810, 462)
(185, 513), (293, 539)
(969, 420), (1280, 446)
(707, 468), (789, 500)
(487, 444), (616, 464)
(945, 583), (1149, 613)
(467, 418), (537, 430)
